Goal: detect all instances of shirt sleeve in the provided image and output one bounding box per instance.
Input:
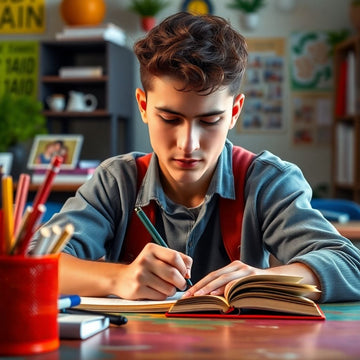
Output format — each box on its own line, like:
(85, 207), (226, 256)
(33, 153), (139, 261)
(242, 151), (360, 302)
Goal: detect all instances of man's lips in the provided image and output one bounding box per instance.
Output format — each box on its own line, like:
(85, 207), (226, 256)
(173, 158), (201, 168)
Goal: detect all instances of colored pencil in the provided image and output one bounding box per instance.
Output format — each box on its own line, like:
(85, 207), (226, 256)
(2, 176), (14, 254)
(32, 155), (63, 211)
(13, 173), (30, 236)
(50, 223), (74, 254)
(11, 204), (46, 255)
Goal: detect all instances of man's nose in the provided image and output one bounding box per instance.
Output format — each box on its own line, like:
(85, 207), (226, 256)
(177, 123), (200, 153)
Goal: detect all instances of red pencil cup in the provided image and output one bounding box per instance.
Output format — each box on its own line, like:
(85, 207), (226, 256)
(0, 254), (59, 355)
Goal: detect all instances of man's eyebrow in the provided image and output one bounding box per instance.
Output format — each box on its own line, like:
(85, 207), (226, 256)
(155, 106), (225, 117)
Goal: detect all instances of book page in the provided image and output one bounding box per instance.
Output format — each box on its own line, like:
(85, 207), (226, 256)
(79, 292), (184, 313)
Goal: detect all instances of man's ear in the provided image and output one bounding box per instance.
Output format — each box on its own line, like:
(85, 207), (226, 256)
(229, 93), (245, 129)
(135, 88), (148, 123)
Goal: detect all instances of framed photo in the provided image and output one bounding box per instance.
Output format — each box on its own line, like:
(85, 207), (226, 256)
(0, 152), (13, 175)
(27, 134), (83, 169)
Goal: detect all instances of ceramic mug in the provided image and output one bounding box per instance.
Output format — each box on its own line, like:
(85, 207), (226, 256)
(66, 91), (97, 112)
(46, 94), (65, 111)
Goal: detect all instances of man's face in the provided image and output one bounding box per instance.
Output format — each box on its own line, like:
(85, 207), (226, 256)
(136, 76), (244, 193)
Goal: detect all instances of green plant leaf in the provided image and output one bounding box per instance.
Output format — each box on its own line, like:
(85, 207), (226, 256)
(0, 93), (47, 152)
(129, 0), (170, 17)
(227, 0), (267, 13)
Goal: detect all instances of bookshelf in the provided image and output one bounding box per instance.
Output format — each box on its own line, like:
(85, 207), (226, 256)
(39, 39), (135, 160)
(332, 35), (360, 202)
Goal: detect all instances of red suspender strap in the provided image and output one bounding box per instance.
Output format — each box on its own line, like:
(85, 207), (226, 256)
(119, 153), (154, 263)
(120, 146), (255, 263)
(220, 146), (255, 261)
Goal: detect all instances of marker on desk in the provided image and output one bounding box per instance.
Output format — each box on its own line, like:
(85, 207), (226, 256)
(58, 295), (81, 311)
(63, 308), (128, 326)
(134, 206), (193, 288)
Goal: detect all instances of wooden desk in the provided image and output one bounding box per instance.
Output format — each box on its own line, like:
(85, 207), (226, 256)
(333, 221), (360, 241)
(13, 302), (360, 359)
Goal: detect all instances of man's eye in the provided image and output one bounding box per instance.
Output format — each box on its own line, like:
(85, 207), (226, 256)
(201, 118), (221, 125)
(160, 116), (180, 123)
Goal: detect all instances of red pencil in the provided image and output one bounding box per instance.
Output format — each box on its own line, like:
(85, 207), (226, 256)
(13, 173), (30, 236)
(0, 210), (4, 255)
(32, 155), (63, 211)
(11, 204), (46, 255)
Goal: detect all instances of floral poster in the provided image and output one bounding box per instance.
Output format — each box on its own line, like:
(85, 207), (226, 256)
(290, 32), (333, 146)
(290, 32), (333, 91)
(238, 38), (286, 133)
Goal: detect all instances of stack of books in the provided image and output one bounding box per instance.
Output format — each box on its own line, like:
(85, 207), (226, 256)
(59, 66), (103, 78)
(32, 167), (96, 184)
(55, 23), (126, 47)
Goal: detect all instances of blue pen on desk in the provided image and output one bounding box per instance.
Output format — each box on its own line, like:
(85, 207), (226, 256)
(134, 206), (193, 288)
(58, 295), (81, 311)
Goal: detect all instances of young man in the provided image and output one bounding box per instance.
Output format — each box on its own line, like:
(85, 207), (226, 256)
(41, 12), (360, 302)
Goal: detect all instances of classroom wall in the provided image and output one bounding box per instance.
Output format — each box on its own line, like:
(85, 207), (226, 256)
(1, 0), (353, 191)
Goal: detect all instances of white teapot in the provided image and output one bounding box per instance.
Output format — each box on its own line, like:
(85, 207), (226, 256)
(66, 91), (97, 112)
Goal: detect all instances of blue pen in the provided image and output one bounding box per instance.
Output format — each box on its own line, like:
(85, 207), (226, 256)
(58, 294), (81, 310)
(135, 206), (193, 288)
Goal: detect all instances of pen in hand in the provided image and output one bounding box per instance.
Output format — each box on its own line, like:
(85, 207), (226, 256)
(134, 206), (193, 288)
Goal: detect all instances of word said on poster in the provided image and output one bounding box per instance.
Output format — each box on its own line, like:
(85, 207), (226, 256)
(0, 0), (45, 34)
(0, 41), (39, 98)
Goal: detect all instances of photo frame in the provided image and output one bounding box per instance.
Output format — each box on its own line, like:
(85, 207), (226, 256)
(27, 134), (83, 169)
(0, 152), (13, 175)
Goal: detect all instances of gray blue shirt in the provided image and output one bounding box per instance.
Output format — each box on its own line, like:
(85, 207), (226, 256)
(41, 140), (360, 302)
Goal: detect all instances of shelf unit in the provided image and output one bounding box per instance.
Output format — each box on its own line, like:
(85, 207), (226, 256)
(39, 39), (135, 160)
(332, 35), (360, 202)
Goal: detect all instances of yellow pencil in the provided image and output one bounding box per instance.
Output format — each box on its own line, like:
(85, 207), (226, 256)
(50, 223), (74, 254)
(2, 176), (14, 254)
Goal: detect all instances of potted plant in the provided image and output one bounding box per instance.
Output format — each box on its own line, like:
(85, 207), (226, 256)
(0, 93), (47, 178)
(227, 0), (267, 30)
(129, 0), (169, 31)
(350, 0), (360, 33)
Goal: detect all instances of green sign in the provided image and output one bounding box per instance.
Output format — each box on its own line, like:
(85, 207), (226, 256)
(0, 40), (39, 98)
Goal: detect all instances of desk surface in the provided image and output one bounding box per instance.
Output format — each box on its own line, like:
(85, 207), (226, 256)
(8, 302), (359, 360)
(333, 221), (360, 241)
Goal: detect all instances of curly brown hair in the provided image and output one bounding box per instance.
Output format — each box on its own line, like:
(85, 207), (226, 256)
(133, 12), (248, 96)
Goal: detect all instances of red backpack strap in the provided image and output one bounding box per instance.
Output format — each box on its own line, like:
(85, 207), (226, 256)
(119, 154), (155, 263)
(219, 146), (255, 261)
(120, 147), (255, 263)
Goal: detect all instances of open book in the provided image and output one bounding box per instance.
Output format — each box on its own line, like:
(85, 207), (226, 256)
(166, 274), (324, 319)
(78, 275), (324, 319)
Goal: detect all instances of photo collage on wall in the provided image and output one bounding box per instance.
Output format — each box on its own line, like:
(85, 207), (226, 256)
(238, 38), (286, 133)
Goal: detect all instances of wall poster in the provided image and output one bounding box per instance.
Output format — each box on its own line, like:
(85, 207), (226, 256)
(0, 0), (45, 34)
(237, 38), (286, 133)
(0, 41), (39, 98)
(292, 92), (332, 146)
(290, 32), (333, 146)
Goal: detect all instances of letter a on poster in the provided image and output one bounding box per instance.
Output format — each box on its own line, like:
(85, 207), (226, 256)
(0, 0), (45, 34)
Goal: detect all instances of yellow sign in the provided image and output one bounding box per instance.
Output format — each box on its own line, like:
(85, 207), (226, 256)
(0, 41), (39, 98)
(182, 0), (213, 15)
(0, 0), (45, 34)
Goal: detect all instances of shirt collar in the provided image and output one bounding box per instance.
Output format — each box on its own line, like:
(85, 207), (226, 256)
(136, 139), (235, 208)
